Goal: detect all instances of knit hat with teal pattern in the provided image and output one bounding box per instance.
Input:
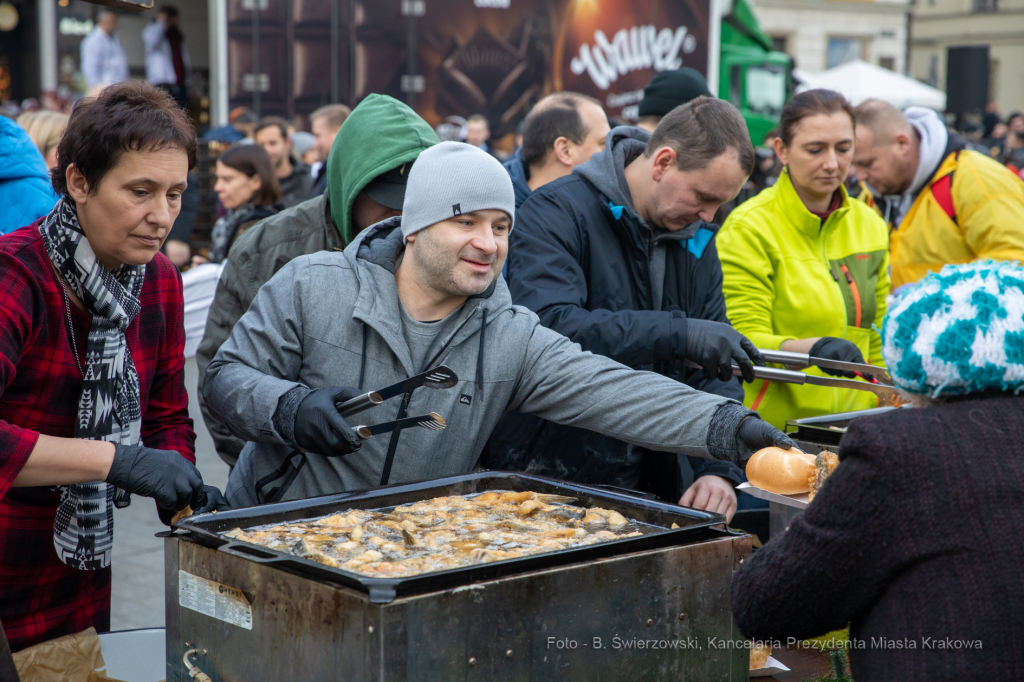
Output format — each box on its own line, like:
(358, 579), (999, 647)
(881, 262), (1024, 397)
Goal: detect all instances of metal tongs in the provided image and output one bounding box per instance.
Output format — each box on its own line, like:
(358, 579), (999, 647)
(335, 366), (456, 439)
(253, 366), (459, 504)
(334, 366), (459, 418)
(736, 364), (897, 400)
(353, 412), (447, 440)
(686, 351), (896, 400)
(729, 349), (895, 399)
(758, 349), (893, 385)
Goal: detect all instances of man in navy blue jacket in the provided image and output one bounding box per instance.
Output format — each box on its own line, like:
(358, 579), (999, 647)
(486, 97), (763, 520)
(504, 92), (610, 210)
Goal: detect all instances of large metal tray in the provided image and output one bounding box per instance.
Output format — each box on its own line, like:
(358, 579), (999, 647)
(173, 471), (725, 603)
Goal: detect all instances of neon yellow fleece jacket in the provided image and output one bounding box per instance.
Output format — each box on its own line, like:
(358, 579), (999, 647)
(717, 170), (891, 429)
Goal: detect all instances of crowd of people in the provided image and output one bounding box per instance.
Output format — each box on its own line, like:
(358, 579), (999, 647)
(0, 51), (1023, 681)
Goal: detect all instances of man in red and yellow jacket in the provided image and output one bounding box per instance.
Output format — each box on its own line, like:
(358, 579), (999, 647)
(852, 100), (1024, 291)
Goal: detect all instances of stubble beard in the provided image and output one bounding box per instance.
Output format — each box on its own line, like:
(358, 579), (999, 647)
(413, 229), (494, 300)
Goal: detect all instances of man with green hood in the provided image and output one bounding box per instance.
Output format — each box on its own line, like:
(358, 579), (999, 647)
(197, 95), (439, 467)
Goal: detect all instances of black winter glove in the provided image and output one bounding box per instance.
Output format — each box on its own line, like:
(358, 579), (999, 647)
(736, 416), (797, 463)
(809, 337), (866, 378)
(685, 319), (764, 383)
(293, 386), (362, 457)
(106, 443), (205, 511)
(194, 485), (231, 515)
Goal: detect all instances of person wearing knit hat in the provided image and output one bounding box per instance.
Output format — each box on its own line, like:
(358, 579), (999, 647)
(732, 260), (1024, 680)
(401, 141), (516, 243)
(206, 135), (798, 508)
(636, 68), (712, 133)
(196, 94), (439, 467)
(882, 261), (1024, 400)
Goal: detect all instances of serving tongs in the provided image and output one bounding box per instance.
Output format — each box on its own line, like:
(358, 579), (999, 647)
(353, 412), (447, 439)
(254, 366), (459, 504)
(335, 366), (459, 418)
(758, 349), (892, 385)
(736, 364), (898, 400)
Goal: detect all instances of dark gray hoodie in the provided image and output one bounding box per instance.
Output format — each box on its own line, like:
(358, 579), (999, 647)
(206, 217), (749, 507)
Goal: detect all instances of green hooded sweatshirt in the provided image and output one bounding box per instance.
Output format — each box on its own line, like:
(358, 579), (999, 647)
(197, 94), (438, 466)
(327, 94), (440, 243)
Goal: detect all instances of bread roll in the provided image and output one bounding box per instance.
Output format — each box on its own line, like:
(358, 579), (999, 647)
(746, 447), (815, 495)
(749, 642), (772, 669)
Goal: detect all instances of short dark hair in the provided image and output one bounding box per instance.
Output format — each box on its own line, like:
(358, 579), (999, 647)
(521, 92), (603, 168)
(217, 144), (281, 207)
(233, 111), (257, 125)
(158, 5), (179, 18)
(779, 89), (855, 147)
(646, 96), (755, 176)
(52, 80), (196, 196)
(522, 108), (584, 168)
(255, 116), (289, 140)
(467, 114), (489, 127)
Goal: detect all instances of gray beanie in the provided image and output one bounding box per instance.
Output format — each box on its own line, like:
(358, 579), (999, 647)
(401, 141), (515, 241)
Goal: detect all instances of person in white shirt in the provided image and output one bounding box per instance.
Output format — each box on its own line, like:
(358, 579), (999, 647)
(143, 5), (191, 110)
(80, 11), (129, 90)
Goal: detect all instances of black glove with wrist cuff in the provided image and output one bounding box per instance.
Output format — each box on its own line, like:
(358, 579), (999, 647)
(706, 404), (796, 464)
(735, 415), (796, 462)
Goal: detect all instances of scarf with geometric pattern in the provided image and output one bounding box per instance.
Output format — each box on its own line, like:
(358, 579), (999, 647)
(39, 196), (145, 570)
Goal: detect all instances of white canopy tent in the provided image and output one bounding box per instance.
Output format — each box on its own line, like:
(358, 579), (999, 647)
(796, 60), (947, 111)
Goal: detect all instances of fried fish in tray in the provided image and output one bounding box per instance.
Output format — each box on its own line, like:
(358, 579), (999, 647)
(807, 451), (840, 502)
(223, 491), (652, 578)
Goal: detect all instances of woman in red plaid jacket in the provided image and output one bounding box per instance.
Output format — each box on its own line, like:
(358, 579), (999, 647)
(0, 82), (216, 651)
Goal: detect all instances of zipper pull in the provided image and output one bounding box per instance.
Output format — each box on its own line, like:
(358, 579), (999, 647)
(830, 269), (839, 283)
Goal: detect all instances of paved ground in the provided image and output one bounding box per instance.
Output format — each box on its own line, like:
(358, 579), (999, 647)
(110, 357), (230, 630)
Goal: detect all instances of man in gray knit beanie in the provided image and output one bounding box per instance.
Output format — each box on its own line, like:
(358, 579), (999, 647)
(209, 134), (797, 509)
(394, 141), (517, 321)
(401, 141), (516, 242)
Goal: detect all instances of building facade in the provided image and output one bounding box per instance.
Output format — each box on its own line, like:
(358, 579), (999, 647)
(752, 0), (910, 74)
(910, 0), (1024, 114)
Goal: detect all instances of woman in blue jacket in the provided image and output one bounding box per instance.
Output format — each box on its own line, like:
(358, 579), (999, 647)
(0, 115), (59, 235)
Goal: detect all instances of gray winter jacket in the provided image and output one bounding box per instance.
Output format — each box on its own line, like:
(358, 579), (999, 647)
(205, 217), (752, 507)
(195, 193), (344, 465)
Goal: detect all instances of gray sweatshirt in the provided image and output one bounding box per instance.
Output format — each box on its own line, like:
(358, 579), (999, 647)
(205, 217), (749, 506)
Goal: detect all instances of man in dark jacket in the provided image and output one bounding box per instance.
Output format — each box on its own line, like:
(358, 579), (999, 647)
(487, 97), (761, 520)
(255, 116), (314, 207)
(504, 92), (610, 210)
(197, 95), (439, 466)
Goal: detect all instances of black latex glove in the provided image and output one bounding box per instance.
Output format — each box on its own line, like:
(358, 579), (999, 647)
(106, 443), (205, 511)
(293, 386), (362, 457)
(686, 319), (764, 383)
(736, 416), (797, 463)
(194, 485), (231, 515)
(809, 337), (866, 379)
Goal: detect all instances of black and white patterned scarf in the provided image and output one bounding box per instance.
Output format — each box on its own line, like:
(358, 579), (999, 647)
(39, 197), (145, 571)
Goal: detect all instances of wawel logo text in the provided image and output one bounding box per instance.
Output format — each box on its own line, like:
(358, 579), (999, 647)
(571, 26), (697, 90)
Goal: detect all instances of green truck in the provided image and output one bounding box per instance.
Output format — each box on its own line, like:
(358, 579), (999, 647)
(720, 0), (794, 143)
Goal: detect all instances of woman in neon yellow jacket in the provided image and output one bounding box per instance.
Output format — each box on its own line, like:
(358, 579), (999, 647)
(718, 90), (890, 429)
